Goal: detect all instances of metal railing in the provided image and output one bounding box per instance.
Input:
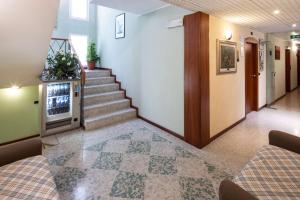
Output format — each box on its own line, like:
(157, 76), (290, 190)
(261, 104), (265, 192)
(42, 38), (86, 85)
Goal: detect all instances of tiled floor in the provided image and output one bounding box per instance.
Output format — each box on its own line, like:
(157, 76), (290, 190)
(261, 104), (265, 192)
(44, 121), (232, 200)
(204, 88), (300, 172)
(43, 88), (300, 200)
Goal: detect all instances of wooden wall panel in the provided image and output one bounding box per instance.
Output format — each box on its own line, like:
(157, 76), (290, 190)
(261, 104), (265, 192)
(184, 12), (210, 148)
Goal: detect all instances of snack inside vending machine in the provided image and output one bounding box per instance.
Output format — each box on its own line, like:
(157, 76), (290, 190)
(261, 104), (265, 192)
(41, 80), (81, 136)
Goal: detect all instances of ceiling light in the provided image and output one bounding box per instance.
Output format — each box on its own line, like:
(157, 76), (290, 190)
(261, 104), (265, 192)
(273, 10), (280, 15)
(292, 24), (297, 27)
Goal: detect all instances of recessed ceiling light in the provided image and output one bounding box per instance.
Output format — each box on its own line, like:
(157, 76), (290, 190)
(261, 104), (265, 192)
(292, 24), (297, 27)
(273, 10), (280, 15)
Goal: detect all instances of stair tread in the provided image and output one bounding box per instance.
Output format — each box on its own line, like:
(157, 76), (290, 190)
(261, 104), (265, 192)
(84, 99), (129, 110)
(86, 76), (113, 80)
(84, 91), (124, 99)
(85, 108), (136, 122)
(84, 83), (118, 89)
(85, 69), (110, 73)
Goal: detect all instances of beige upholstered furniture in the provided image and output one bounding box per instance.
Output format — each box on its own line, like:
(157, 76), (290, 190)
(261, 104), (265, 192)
(0, 137), (60, 200)
(219, 131), (300, 200)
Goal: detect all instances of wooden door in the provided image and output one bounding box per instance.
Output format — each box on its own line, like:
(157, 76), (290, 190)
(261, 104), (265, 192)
(285, 49), (291, 92)
(245, 41), (258, 114)
(297, 49), (300, 86)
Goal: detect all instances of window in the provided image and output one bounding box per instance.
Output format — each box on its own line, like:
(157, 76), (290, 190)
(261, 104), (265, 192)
(70, 0), (88, 20)
(70, 34), (88, 65)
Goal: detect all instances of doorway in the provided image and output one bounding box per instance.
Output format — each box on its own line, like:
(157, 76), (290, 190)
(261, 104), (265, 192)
(245, 38), (259, 114)
(285, 49), (291, 92)
(297, 48), (300, 86)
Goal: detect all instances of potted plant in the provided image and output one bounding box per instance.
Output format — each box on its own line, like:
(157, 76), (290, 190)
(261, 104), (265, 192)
(45, 51), (80, 80)
(87, 42), (100, 70)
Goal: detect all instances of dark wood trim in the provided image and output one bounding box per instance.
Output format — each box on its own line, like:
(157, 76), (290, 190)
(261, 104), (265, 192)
(99, 67), (139, 115)
(0, 134), (40, 146)
(285, 49), (291, 92)
(258, 104), (267, 111)
(270, 94), (286, 106)
(291, 86), (299, 92)
(137, 115), (185, 141)
(184, 12), (210, 149)
(245, 37), (259, 114)
(210, 117), (246, 143)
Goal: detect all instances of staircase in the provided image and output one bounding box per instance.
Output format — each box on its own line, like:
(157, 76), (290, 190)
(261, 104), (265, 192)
(83, 70), (137, 130)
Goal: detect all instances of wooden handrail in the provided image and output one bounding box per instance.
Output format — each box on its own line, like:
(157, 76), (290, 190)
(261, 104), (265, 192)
(51, 37), (68, 41)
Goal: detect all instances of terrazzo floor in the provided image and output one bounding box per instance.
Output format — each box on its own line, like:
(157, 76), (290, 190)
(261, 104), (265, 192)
(43, 88), (300, 200)
(43, 120), (233, 200)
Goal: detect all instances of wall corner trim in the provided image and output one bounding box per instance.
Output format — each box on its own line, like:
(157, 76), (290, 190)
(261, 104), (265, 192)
(137, 115), (185, 141)
(209, 117), (246, 143)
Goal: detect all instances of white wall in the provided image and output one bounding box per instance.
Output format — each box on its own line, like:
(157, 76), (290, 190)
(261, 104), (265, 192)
(267, 34), (286, 100)
(97, 6), (191, 135)
(0, 0), (59, 88)
(209, 16), (266, 137)
(52, 0), (97, 41)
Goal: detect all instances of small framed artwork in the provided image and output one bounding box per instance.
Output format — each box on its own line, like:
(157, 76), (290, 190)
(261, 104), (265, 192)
(275, 46), (280, 60)
(217, 40), (237, 74)
(115, 13), (125, 39)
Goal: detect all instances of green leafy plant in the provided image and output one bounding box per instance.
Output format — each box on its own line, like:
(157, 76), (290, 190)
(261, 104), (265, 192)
(45, 51), (80, 80)
(87, 42), (100, 63)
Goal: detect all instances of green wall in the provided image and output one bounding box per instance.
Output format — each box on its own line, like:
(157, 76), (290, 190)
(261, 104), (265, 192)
(0, 85), (40, 144)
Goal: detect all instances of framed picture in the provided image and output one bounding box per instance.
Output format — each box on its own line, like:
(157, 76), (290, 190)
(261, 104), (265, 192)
(275, 46), (280, 60)
(217, 40), (237, 74)
(115, 13), (125, 39)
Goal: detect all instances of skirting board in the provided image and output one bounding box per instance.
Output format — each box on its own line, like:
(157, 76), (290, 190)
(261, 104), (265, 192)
(259, 104), (267, 111)
(138, 115), (185, 141)
(0, 134), (40, 146)
(209, 117), (246, 143)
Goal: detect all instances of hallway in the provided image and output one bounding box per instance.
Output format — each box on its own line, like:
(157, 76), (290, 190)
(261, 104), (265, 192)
(42, 88), (300, 199)
(204, 87), (300, 172)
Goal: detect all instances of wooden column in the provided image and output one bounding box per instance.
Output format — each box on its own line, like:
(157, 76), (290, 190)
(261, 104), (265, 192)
(184, 12), (210, 148)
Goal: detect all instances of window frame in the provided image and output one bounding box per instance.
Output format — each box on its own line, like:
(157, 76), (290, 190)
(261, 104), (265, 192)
(69, 0), (89, 21)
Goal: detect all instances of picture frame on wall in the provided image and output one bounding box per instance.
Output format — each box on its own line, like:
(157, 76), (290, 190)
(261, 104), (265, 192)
(217, 40), (237, 74)
(275, 45), (280, 60)
(115, 13), (125, 39)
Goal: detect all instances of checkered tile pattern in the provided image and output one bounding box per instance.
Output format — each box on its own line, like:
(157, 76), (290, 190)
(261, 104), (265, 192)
(45, 126), (232, 200)
(0, 156), (60, 200)
(233, 145), (300, 200)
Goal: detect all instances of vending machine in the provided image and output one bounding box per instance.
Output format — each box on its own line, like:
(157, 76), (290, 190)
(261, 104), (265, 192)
(41, 80), (81, 137)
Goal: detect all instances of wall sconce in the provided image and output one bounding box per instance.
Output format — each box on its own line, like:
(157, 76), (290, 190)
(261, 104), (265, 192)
(224, 29), (233, 40)
(6, 85), (21, 96)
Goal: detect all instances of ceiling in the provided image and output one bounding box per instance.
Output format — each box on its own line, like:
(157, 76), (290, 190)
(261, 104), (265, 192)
(271, 31), (300, 41)
(162, 0), (300, 33)
(91, 0), (169, 15)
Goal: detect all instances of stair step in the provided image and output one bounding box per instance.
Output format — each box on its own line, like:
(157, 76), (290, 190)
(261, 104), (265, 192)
(84, 108), (137, 130)
(85, 70), (110, 78)
(84, 91), (125, 106)
(84, 83), (119, 95)
(86, 77), (115, 86)
(84, 99), (130, 118)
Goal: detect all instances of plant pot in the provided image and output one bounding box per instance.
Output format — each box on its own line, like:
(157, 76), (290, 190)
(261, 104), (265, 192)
(87, 61), (96, 70)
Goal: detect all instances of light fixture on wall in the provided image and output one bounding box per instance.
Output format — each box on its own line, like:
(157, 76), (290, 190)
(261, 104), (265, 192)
(224, 29), (233, 40)
(6, 85), (21, 96)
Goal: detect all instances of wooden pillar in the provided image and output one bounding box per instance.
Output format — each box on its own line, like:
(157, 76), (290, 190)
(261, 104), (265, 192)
(184, 12), (210, 148)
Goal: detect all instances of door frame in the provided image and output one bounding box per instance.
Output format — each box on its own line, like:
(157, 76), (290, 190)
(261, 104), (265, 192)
(297, 47), (300, 86)
(285, 49), (291, 92)
(245, 37), (259, 114)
